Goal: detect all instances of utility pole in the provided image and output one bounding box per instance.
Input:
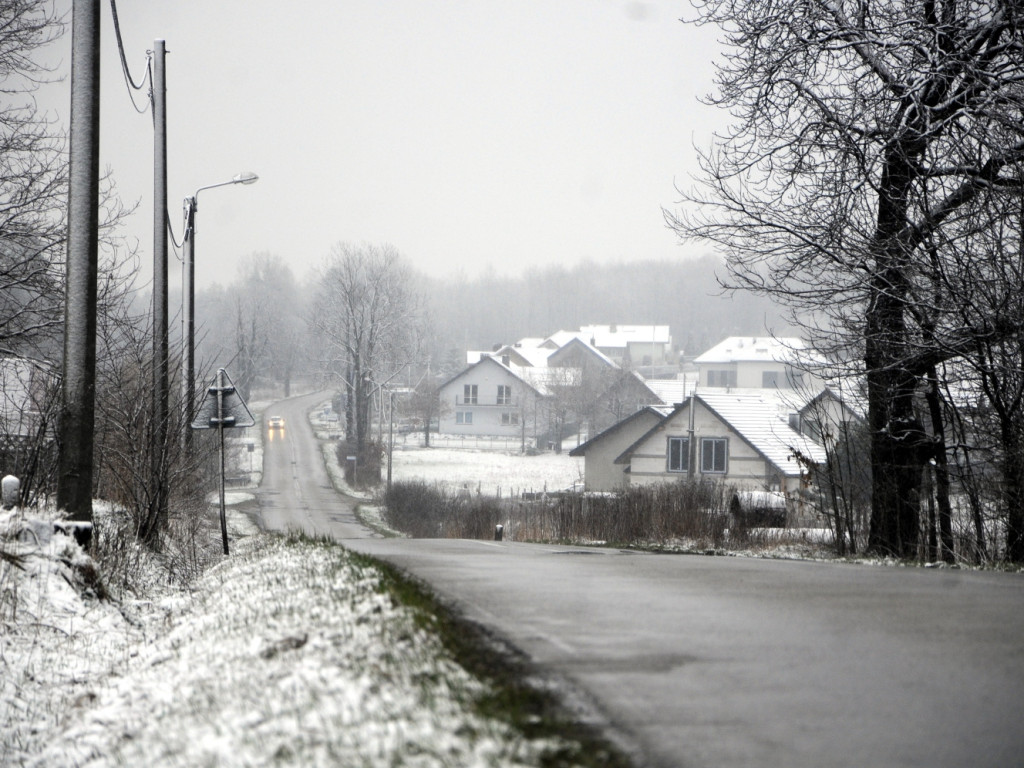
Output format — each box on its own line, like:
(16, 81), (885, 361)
(57, 0), (101, 526)
(147, 39), (169, 542)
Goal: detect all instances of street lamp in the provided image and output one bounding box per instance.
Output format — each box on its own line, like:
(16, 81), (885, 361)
(182, 172), (258, 446)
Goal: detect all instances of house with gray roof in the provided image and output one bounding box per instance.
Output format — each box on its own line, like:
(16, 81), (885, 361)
(572, 389), (833, 524)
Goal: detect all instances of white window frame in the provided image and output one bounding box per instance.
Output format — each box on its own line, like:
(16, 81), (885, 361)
(456, 411), (473, 425)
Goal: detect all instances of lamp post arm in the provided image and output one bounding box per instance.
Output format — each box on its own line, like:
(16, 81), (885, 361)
(192, 172), (259, 212)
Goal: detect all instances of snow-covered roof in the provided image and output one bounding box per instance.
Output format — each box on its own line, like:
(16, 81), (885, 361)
(542, 330), (583, 349)
(696, 390), (828, 469)
(547, 337), (620, 370)
(569, 405), (672, 457)
(489, 344), (553, 368)
(440, 356), (550, 397)
(511, 337), (546, 349)
(616, 389), (827, 474)
(579, 324), (671, 348)
(642, 376), (696, 406)
(694, 336), (805, 365)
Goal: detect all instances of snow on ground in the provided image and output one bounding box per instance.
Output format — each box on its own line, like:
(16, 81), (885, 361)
(0, 511), (566, 767)
(390, 447), (584, 498)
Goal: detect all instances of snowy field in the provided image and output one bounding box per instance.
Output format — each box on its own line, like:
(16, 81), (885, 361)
(390, 446), (585, 497)
(0, 512), (572, 767)
(307, 400), (586, 498)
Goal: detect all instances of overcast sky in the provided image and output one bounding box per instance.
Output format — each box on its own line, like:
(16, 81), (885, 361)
(44, 1), (724, 289)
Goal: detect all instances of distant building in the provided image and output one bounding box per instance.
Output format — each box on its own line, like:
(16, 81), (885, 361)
(694, 336), (821, 391)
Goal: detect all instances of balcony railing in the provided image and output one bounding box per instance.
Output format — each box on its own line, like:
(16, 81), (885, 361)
(453, 396), (521, 407)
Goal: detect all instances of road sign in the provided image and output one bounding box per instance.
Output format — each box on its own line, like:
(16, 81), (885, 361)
(191, 369), (255, 430)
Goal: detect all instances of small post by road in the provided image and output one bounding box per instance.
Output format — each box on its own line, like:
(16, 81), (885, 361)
(191, 368), (255, 555)
(213, 369), (232, 555)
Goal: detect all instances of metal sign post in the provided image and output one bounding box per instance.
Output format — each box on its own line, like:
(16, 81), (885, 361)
(191, 368), (255, 555)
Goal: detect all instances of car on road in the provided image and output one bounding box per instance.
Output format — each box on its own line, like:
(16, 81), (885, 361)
(267, 415), (285, 429)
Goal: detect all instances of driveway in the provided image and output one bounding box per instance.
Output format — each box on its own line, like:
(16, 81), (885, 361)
(258, 391), (1024, 768)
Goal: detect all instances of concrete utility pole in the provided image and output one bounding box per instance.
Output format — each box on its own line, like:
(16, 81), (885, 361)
(148, 39), (169, 541)
(57, 0), (101, 524)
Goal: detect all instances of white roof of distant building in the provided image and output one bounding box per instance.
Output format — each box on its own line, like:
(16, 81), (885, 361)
(512, 337), (546, 348)
(501, 345), (553, 367)
(694, 336), (806, 365)
(579, 324), (671, 348)
(542, 330), (582, 349)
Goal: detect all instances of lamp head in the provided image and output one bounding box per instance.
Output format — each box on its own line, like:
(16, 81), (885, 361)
(233, 172), (259, 185)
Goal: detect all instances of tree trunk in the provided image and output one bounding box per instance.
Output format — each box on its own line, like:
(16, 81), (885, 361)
(1002, 426), (1024, 562)
(924, 367), (956, 562)
(865, 148), (927, 559)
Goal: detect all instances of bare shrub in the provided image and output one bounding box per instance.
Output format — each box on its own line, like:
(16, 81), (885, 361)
(385, 479), (732, 549)
(382, 480), (504, 539)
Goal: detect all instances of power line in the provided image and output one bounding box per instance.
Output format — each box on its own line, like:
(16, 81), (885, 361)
(109, 0), (152, 113)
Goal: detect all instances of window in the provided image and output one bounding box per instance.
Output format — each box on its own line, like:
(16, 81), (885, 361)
(456, 411), (473, 425)
(701, 438), (727, 474)
(707, 369), (737, 387)
(501, 410), (519, 426)
(463, 384), (478, 404)
(497, 384), (512, 405)
(667, 436), (690, 473)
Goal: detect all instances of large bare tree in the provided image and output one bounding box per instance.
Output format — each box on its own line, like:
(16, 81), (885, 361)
(311, 243), (423, 457)
(669, 0), (1024, 558)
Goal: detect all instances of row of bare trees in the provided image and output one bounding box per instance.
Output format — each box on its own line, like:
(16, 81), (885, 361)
(669, 0), (1024, 561)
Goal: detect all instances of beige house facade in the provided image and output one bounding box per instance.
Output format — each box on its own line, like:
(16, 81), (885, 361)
(568, 406), (669, 492)
(616, 391), (827, 495)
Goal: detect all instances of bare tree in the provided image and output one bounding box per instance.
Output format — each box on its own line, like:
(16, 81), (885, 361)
(310, 244), (423, 463)
(0, 1), (66, 359)
(669, 0), (1024, 558)
(405, 366), (450, 448)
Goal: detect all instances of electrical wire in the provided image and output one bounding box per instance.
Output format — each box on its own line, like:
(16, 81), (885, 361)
(167, 209), (184, 254)
(109, 0), (152, 113)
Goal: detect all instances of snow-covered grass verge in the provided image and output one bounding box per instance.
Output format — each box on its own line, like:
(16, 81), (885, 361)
(2, 519), (608, 767)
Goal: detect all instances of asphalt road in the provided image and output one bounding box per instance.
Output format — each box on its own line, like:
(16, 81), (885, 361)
(258, 391), (1024, 768)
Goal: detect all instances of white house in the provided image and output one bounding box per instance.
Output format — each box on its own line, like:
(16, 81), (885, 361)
(694, 336), (822, 391)
(438, 356), (549, 440)
(578, 324), (674, 368)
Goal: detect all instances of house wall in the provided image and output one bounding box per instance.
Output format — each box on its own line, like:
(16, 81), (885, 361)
(438, 362), (542, 438)
(624, 340), (669, 367)
(579, 410), (663, 492)
(627, 402), (795, 492)
(699, 361), (821, 391)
